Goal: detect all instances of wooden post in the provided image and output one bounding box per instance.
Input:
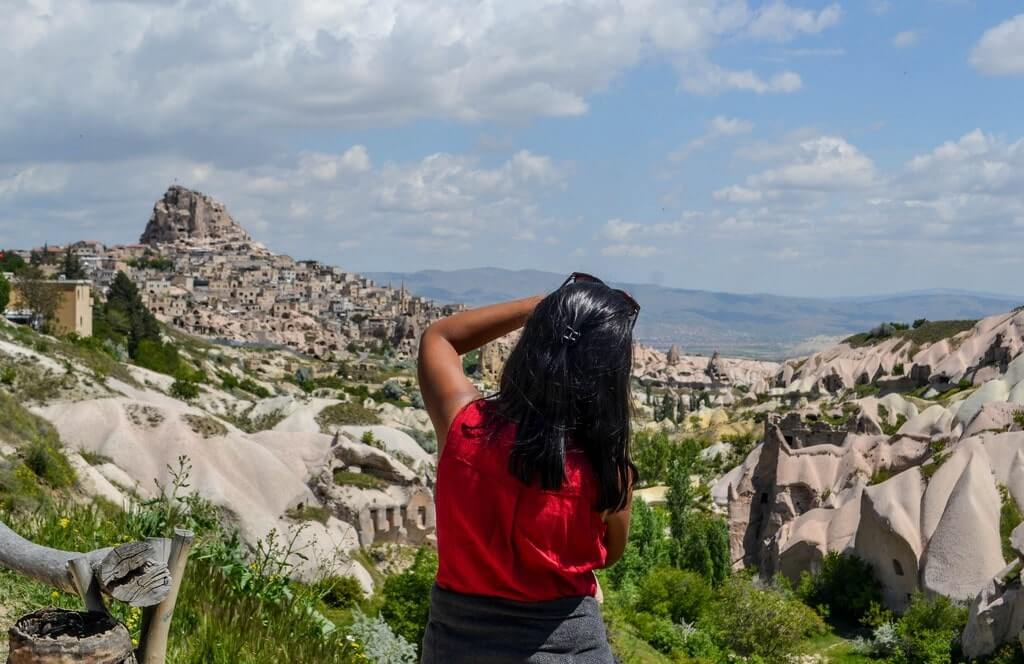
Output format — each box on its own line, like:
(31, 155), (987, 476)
(7, 608), (137, 664)
(136, 528), (194, 664)
(0, 522), (172, 607)
(67, 556), (108, 615)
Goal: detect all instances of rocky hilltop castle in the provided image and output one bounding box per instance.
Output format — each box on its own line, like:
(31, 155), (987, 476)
(64, 186), (464, 359)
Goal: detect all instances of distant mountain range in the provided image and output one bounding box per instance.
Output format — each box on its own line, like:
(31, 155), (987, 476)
(367, 268), (1023, 359)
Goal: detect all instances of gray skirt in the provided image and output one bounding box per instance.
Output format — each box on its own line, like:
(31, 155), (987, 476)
(421, 584), (616, 664)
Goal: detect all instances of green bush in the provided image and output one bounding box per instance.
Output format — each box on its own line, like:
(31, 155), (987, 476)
(318, 574), (364, 609)
(0, 366), (16, 385)
(348, 607), (418, 663)
(379, 547), (438, 649)
(23, 440), (76, 488)
(135, 338), (182, 376)
(629, 611), (686, 654)
(170, 379), (200, 401)
(890, 593), (968, 664)
(1001, 487), (1024, 563)
(707, 575), (827, 660)
(635, 567), (713, 624)
(796, 552), (882, 624)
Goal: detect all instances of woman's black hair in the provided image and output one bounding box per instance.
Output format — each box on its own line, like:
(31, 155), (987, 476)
(479, 281), (639, 513)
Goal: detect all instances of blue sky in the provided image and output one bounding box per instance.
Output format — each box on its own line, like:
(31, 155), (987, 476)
(1, 1), (1023, 296)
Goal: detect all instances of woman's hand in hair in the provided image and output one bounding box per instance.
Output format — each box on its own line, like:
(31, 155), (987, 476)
(418, 295), (543, 454)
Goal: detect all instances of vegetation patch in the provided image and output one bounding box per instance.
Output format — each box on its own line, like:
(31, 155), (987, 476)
(316, 401), (381, 431)
(181, 414), (228, 439)
(78, 450), (113, 466)
(1000, 486), (1024, 562)
(124, 403), (166, 428)
(333, 469), (386, 490)
(796, 552), (882, 624)
(285, 503), (332, 525)
(221, 406), (286, 434)
(844, 319), (977, 349)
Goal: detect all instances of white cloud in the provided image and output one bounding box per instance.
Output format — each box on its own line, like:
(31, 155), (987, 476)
(601, 243), (659, 257)
(603, 219), (641, 241)
(710, 116), (756, 136)
(681, 59), (803, 95)
(970, 14), (1024, 75)
(671, 115), (755, 160)
(713, 185), (764, 203)
(0, 0), (841, 156)
(749, 136), (877, 190)
(0, 165), (69, 199)
(746, 2), (842, 42)
(892, 30), (920, 48)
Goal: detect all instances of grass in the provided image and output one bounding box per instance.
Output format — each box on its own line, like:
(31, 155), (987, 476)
(221, 406), (286, 434)
(316, 401), (381, 431)
(0, 390), (75, 494)
(602, 603), (675, 664)
(1000, 486), (1023, 562)
(79, 450), (114, 466)
(181, 414), (229, 439)
(286, 504), (332, 525)
(333, 469), (386, 490)
(844, 319), (977, 349)
(0, 484), (365, 664)
(799, 632), (874, 663)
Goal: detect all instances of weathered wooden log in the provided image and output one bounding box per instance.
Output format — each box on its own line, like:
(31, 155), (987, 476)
(0, 521), (171, 607)
(137, 529), (194, 664)
(7, 608), (136, 664)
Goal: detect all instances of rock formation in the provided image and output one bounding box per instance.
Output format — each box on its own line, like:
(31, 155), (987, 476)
(140, 185), (252, 246)
(666, 344), (682, 365)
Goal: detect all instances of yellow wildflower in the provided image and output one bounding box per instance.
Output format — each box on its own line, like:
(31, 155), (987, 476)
(58, 517), (70, 529)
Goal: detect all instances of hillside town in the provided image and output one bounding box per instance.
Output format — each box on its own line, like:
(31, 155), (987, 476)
(5, 186), (463, 360)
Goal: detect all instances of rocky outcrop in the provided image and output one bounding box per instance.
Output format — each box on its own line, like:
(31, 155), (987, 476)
(140, 186), (252, 246)
(777, 310), (1024, 394)
(633, 345), (778, 392)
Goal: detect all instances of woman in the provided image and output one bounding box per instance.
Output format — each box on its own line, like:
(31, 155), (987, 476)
(417, 272), (640, 663)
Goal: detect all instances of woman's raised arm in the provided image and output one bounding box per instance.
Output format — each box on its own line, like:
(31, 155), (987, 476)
(417, 295), (544, 451)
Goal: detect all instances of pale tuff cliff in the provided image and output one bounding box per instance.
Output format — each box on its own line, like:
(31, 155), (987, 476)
(141, 185), (253, 246)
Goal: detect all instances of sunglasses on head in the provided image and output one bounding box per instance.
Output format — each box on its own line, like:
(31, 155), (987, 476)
(559, 271), (641, 322)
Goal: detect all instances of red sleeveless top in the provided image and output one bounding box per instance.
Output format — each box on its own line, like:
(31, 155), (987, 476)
(434, 400), (608, 602)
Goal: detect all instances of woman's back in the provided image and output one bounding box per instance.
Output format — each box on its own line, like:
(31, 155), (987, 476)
(434, 400), (608, 602)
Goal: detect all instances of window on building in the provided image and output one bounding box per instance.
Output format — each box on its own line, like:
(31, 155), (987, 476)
(418, 505), (427, 529)
(893, 559), (904, 576)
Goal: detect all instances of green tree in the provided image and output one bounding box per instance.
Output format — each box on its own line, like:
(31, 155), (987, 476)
(60, 248), (87, 280)
(104, 272), (161, 356)
(380, 547), (438, 649)
(0, 273), (10, 312)
(666, 446), (699, 565)
(660, 393), (675, 423)
(676, 512), (731, 586)
(14, 266), (60, 331)
(0, 250), (26, 273)
(607, 498), (671, 590)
